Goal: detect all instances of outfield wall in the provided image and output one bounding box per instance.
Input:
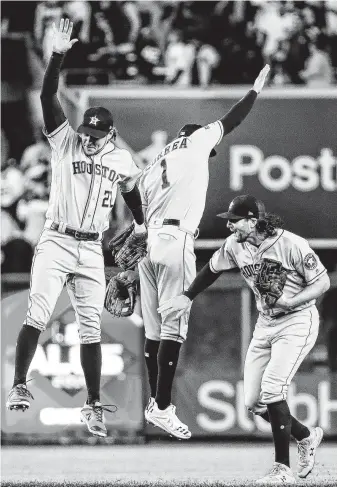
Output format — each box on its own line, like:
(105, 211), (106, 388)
(71, 88), (337, 242)
(2, 273), (337, 441)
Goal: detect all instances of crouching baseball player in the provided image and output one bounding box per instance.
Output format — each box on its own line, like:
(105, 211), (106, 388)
(6, 19), (146, 438)
(159, 195), (330, 483)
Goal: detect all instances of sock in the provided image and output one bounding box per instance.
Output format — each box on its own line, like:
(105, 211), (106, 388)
(144, 338), (160, 398)
(156, 339), (181, 410)
(267, 401), (292, 467)
(13, 325), (41, 387)
(80, 343), (102, 404)
(259, 410), (310, 441)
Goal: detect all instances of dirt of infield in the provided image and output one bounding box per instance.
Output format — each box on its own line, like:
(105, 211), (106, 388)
(1, 442), (337, 487)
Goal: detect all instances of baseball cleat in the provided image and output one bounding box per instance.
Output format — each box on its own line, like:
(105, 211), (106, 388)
(80, 401), (116, 438)
(144, 397), (155, 422)
(297, 426), (323, 478)
(256, 462), (296, 484)
(145, 401), (191, 440)
(6, 384), (34, 411)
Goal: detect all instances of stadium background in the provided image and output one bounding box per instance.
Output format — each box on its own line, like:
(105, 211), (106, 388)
(1, 1), (337, 485)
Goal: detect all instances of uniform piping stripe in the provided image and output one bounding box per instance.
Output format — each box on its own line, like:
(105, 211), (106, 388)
(46, 120), (69, 138)
(216, 120), (224, 144)
(259, 230), (285, 259)
(26, 248), (39, 322)
(81, 156), (96, 227)
(306, 268), (327, 284)
(177, 233), (188, 342)
(280, 309), (313, 400)
(209, 258), (220, 274)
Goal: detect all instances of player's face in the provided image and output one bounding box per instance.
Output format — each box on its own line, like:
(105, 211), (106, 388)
(80, 133), (107, 155)
(227, 218), (253, 242)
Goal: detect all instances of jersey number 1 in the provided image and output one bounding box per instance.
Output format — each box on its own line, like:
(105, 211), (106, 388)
(161, 158), (170, 189)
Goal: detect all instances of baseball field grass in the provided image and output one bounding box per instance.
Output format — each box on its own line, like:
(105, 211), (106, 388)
(2, 442), (336, 487)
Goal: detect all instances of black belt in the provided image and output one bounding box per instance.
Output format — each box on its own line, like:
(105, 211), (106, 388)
(163, 219), (180, 226)
(50, 222), (99, 241)
(162, 218), (199, 238)
(271, 309), (297, 319)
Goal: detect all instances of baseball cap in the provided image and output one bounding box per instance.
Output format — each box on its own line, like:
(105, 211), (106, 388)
(217, 195), (266, 220)
(77, 107), (114, 138)
(178, 124), (217, 157)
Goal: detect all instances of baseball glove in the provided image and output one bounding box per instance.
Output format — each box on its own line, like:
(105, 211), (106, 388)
(109, 224), (147, 271)
(104, 270), (139, 317)
(254, 258), (288, 307)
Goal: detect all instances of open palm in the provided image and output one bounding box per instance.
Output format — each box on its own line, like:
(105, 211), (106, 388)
(52, 18), (78, 55)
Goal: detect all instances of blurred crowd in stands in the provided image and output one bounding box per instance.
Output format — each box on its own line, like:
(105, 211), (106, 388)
(2, 0), (337, 87)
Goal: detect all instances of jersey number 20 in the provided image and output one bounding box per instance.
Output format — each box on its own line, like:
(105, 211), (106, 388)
(102, 190), (113, 207)
(161, 158), (170, 189)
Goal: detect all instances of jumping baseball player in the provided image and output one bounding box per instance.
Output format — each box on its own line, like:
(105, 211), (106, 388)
(6, 18), (146, 438)
(138, 66), (270, 440)
(159, 195), (329, 482)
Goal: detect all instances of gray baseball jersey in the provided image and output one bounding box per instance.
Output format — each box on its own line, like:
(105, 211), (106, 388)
(26, 120), (141, 343)
(210, 229), (327, 318)
(209, 228), (326, 410)
(138, 121), (224, 343)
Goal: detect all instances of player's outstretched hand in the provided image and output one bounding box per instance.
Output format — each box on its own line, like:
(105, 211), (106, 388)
(253, 64), (270, 94)
(52, 18), (78, 55)
(158, 295), (192, 320)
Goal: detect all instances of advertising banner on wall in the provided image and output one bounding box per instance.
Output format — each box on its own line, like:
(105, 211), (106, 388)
(1, 289), (144, 437)
(88, 93), (336, 239)
(173, 370), (337, 437)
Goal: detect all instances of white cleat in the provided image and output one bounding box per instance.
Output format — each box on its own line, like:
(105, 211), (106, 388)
(80, 401), (108, 438)
(144, 397), (155, 423)
(256, 462), (296, 484)
(297, 426), (324, 478)
(146, 401), (191, 440)
(6, 384), (34, 411)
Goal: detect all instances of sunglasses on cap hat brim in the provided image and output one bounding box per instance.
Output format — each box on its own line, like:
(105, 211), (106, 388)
(77, 125), (110, 139)
(217, 211), (257, 221)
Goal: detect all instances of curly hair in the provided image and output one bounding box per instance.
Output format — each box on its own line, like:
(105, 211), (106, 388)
(255, 213), (284, 237)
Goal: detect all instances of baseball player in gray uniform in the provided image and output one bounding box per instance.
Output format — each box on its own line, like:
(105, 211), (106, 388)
(159, 195), (330, 482)
(6, 19), (146, 437)
(139, 67), (270, 440)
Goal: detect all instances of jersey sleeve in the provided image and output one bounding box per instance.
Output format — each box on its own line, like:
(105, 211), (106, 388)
(44, 120), (77, 160)
(191, 121), (224, 154)
(291, 242), (327, 285)
(118, 150), (142, 193)
(209, 238), (237, 273)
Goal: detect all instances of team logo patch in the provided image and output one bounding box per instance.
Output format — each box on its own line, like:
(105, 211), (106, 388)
(304, 253), (317, 270)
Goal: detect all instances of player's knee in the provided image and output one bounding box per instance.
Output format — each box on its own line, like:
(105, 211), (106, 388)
(79, 327), (101, 344)
(145, 330), (161, 341)
(261, 381), (286, 404)
(24, 316), (46, 333)
(160, 329), (185, 343)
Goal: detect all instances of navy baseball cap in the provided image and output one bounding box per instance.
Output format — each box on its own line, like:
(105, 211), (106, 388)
(77, 107), (114, 138)
(178, 124), (217, 157)
(217, 195), (266, 220)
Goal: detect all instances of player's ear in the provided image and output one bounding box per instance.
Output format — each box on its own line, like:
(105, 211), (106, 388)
(109, 127), (117, 141)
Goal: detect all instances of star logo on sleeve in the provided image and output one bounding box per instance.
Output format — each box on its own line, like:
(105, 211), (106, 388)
(89, 116), (100, 126)
(304, 253), (317, 270)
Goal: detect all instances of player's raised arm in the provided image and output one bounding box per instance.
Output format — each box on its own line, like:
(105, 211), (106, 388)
(40, 18), (78, 134)
(219, 64), (270, 137)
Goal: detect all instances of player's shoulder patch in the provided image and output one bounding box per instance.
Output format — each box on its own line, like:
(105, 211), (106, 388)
(304, 253), (318, 270)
